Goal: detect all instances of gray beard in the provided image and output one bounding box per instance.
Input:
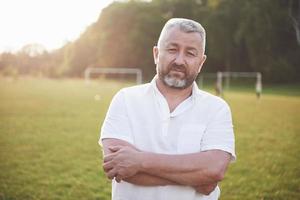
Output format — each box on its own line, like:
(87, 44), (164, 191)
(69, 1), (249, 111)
(163, 75), (187, 89)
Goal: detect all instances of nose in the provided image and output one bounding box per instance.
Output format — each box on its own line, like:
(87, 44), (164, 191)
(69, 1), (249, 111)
(174, 52), (185, 66)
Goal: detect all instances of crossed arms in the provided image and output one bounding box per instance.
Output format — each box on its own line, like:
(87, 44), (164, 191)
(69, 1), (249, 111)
(102, 138), (231, 195)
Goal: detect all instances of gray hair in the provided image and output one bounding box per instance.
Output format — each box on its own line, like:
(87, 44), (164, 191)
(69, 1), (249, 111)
(157, 18), (206, 51)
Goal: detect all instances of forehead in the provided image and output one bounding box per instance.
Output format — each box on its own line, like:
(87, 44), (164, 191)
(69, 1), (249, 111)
(161, 27), (203, 51)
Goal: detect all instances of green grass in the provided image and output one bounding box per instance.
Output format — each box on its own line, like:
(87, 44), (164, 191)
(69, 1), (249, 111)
(198, 81), (300, 97)
(0, 77), (299, 200)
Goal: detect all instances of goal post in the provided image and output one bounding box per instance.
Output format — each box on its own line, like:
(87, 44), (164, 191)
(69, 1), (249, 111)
(198, 72), (262, 98)
(219, 72), (262, 93)
(84, 67), (143, 85)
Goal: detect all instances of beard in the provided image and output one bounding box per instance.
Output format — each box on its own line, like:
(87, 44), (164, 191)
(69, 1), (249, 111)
(158, 63), (198, 89)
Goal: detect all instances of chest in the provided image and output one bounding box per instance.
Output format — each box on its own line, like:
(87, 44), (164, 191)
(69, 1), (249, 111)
(124, 90), (212, 154)
(129, 109), (207, 154)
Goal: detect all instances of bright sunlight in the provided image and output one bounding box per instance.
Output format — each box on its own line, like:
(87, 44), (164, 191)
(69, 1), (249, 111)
(0, 0), (114, 53)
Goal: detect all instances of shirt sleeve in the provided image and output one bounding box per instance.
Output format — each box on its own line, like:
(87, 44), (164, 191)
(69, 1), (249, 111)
(200, 103), (236, 162)
(98, 89), (133, 146)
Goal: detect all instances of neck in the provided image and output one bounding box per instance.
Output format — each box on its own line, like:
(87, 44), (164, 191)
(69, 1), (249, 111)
(156, 78), (193, 112)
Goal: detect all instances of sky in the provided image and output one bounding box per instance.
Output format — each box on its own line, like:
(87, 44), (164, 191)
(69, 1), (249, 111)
(0, 0), (115, 53)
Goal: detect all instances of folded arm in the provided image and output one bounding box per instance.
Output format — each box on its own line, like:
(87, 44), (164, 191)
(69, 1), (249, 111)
(101, 138), (177, 186)
(101, 138), (230, 195)
(138, 149), (231, 186)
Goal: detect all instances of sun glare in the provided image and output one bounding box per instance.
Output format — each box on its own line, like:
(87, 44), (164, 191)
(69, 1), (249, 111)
(0, 0), (114, 53)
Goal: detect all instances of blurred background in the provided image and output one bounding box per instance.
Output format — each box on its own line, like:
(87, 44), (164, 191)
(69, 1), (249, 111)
(0, 0), (299, 200)
(1, 0), (300, 83)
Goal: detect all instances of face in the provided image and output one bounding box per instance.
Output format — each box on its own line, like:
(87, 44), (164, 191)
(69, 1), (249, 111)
(153, 27), (206, 89)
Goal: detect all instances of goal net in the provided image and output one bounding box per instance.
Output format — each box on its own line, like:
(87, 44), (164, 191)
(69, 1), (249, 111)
(84, 67), (143, 85)
(198, 72), (262, 98)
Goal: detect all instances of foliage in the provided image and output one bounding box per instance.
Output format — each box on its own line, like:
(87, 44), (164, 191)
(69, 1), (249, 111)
(0, 0), (299, 83)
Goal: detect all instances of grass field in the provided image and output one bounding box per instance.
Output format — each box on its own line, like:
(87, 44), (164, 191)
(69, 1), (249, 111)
(0, 77), (299, 200)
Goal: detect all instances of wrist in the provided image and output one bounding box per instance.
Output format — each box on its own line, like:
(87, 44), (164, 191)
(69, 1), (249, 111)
(138, 152), (151, 173)
(135, 151), (144, 173)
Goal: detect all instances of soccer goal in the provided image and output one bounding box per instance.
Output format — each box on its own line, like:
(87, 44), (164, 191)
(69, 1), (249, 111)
(198, 72), (262, 98)
(84, 67), (143, 85)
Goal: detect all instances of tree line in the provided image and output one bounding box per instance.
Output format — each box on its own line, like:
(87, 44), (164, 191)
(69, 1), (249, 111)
(0, 0), (299, 83)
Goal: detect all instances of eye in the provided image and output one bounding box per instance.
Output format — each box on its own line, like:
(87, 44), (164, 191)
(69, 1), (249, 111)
(167, 48), (177, 53)
(187, 51), (196, 57)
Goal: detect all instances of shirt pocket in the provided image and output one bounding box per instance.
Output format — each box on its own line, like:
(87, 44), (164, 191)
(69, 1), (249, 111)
(177, 124), (206, 154)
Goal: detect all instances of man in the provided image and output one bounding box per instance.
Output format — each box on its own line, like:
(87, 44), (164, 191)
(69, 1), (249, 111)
(99, 18), (236, 200)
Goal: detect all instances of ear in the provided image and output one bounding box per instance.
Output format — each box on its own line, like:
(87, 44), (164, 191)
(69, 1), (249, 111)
(197, 54), (207, 73)
(153, 46), (159, 65)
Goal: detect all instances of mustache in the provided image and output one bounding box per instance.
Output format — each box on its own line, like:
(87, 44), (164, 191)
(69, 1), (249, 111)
(170, 63), (186, 73)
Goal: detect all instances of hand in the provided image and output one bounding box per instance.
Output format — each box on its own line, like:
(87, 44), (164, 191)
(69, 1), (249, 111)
(194, 182), (218, 195)
(103, 146), (143, 182)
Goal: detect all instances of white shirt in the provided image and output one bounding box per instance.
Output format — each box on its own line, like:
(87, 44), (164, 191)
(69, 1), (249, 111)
(99, 78), (236, 200)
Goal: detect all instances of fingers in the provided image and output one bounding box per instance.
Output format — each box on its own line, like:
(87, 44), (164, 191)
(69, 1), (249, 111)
(106, 168), (118, 180)
(103, 145), (139, 182)
(102, 161), (114, 172)
(108, 145), (123, 152)
(104, 167), (123, 183)
(103, 153), (115, 163)
(106, 171), (122, 183)
(103, 145), (132, 163)
(115, 174), (122, 183)
(108, 145), (138, 152)
(103, 162), (123, 182)
(194, 183), (218, 195)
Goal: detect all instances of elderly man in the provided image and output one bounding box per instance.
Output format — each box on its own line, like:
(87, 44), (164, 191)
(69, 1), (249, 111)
(99, 18), (236, 200)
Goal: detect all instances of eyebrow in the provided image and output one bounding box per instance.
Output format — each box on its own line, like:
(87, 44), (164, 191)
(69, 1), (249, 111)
(165, 43), (199, 54)
(166, 43), (199, 52)
(165, 43), (178, 48)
